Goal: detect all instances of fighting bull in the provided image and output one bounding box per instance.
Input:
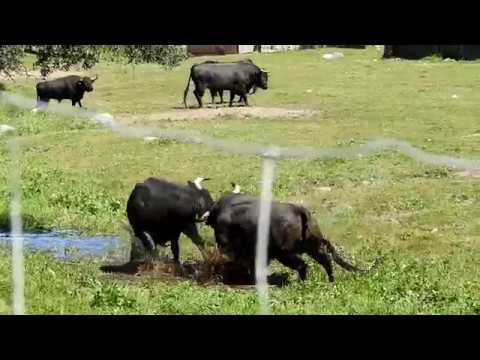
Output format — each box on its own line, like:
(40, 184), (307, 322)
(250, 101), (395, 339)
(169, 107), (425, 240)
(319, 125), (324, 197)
(126, 177), (214, 264)
(203, 185), (376, 282)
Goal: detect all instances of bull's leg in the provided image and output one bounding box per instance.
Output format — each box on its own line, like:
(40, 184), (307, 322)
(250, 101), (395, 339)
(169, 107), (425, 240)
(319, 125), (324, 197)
(275, 252), (308, 281)
(242, 93), (249, 107)
(36, 98), (48, 110)
(78, 100), (83, 108)
(142, 231), (157, 252)
(219, 90), (224, 104)
(193, 86), (205, 108)
(171, 236), (180, 264)
(170, 233), (188, 276)
(229, 91), (235, 107)
(310, 250), (335, 282)
(210, 89), (216, 104)
(132, 229), (157, 263)
(182, 223), (207, 261)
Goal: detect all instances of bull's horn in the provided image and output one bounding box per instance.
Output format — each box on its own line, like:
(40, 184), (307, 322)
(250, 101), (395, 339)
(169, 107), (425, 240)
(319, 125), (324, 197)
(90, 74), (98, 81)
(193, 177), (210, 190)
(231, 182), (241, 194)
(200, 211), (210, 222)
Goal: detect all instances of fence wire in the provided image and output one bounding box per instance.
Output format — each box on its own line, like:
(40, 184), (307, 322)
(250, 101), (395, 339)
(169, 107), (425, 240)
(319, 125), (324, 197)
(8, 136), (25, 315)
(2, 91), (480, 315)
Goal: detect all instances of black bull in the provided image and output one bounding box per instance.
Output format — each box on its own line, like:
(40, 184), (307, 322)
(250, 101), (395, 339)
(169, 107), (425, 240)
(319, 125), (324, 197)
(35, 74), (98, 108)
(204, 193), (376, 282)
(126, 177), (214, 263)
(183, 62), (269, 108)
(201, 59), (257, 104)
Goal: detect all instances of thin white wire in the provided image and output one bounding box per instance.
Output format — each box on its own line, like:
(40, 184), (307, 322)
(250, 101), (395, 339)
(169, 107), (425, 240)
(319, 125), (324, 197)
(9, 136), (25, 315)
(2, 92), (480, 170)
(256, 157), (277, 315)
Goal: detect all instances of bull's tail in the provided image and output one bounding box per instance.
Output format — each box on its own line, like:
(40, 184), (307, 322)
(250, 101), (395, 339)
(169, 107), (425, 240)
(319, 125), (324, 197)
(298, 207), (310, 245)
(183, 67), (194, 108)
(298, 206), (377, 273)
(324, 238), (378, 273)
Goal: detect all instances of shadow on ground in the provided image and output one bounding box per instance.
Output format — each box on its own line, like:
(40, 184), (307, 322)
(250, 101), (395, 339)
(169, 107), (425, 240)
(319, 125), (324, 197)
(100, 257), (290, 288)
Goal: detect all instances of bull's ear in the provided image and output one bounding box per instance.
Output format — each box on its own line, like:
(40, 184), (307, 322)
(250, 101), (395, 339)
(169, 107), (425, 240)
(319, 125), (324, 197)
(187, 181), (195, 188)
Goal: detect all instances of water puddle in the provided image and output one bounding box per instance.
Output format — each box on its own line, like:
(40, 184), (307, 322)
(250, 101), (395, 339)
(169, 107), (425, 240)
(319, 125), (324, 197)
(0, 230), (123, 260)
(0, 230), (290, 287)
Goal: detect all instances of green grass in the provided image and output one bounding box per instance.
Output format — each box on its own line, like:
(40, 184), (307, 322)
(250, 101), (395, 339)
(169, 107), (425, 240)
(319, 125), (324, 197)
(1, 46), (480, 314)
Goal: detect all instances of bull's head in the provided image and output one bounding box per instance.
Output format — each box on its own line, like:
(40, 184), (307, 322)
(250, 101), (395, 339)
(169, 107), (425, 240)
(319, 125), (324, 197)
(188, 177), (215, 221)
(201, 182), (243, 223)
(77, 75), (98, 93)
(257, 69), (269, 90)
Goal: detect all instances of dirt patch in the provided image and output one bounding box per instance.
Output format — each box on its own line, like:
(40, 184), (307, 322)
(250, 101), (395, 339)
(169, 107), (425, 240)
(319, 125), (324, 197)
(100, 250), (290, 288)
(123, 106), (317, 123)
(455, 169), (480, 178)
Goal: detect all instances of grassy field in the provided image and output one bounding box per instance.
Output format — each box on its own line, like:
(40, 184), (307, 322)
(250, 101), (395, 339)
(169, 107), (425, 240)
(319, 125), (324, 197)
(0, 47), (480, 314)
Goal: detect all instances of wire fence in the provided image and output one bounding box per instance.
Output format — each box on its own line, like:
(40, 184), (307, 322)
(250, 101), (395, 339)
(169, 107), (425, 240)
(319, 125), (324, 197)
(2, 91), (480, 315)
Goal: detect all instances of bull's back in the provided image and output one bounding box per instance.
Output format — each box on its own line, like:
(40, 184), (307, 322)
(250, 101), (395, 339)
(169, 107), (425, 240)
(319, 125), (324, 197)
(36, 76), (80, 99)
(127, 178), (196, 225)
(192, 63), (254, 89)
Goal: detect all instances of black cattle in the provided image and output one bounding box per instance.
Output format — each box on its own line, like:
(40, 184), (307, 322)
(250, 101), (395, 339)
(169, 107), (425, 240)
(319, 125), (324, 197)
(35, 74), (98, 108)
(183, 62), (268, 108)
(201, 59), (257, 104)
(126, 177), (214, 264)
(204, 189), (375, 282)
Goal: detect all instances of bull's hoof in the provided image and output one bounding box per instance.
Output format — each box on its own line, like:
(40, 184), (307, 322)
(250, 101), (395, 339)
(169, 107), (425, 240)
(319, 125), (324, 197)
(173, 262), (185, 276)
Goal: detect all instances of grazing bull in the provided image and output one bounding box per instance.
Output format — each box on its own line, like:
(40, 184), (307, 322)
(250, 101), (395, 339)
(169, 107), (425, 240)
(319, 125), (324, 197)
(126, 177), (214, 264)
(183, 62), (268, 108)
(203, 187), (375, 282)
(202, 59), (257, 104)
(35, 74), (98, 109)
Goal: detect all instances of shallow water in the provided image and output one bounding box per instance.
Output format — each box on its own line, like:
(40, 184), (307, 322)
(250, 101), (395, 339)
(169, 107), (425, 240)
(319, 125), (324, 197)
(0, 230), (123, 260)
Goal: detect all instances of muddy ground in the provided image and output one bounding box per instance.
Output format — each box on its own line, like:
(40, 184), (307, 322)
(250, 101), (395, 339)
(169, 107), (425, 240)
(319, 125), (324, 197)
(100, 257), (290, 289)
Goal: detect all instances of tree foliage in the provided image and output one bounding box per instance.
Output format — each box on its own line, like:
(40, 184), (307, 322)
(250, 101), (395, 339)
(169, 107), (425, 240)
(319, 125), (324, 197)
(104, 45), (187, 68)
(0, 45), (187, 78)
(0, 45), (26, 78)
(26, 45), (100, 76)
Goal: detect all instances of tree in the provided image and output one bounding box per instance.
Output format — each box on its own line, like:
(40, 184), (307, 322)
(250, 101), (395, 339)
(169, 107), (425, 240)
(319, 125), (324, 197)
(106, 45), (187, 67)
(0, 45), (187, 79)
(25, 45), (100, 77)
(0, 45), (26, 79)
